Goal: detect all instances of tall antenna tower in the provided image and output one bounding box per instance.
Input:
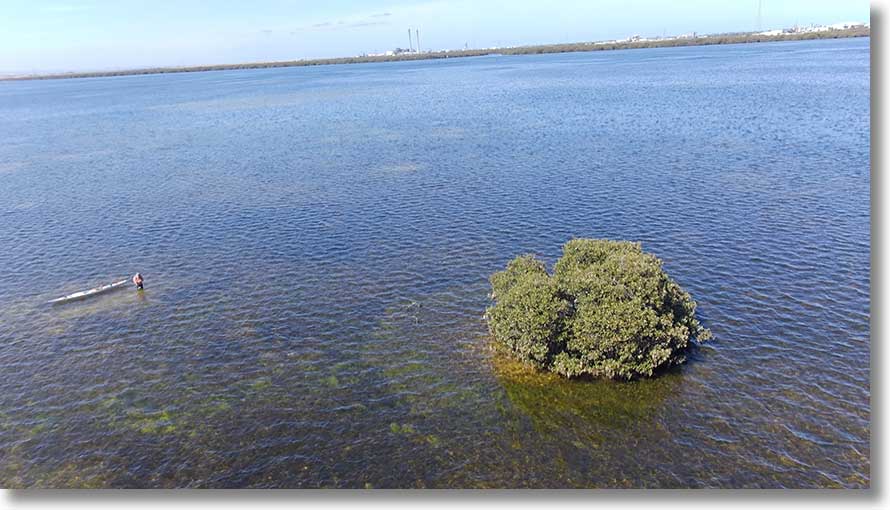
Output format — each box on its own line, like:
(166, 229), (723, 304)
(757, 0), (763, 31)
(408, 28), (413, 52)
(416, 29), (421, 53)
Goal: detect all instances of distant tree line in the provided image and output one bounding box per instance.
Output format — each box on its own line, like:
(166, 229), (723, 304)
(2, 26), (868, 81)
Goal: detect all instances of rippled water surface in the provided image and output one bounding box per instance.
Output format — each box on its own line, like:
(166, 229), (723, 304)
(0, 38), (870, 488)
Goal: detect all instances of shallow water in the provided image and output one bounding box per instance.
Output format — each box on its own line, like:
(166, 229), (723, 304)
(0, 38), (870, 488)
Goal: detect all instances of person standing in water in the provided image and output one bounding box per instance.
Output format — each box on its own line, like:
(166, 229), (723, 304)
(132, 273), (144, 290)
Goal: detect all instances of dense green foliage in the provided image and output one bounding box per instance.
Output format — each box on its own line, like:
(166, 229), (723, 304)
(486, 239), (711, 380)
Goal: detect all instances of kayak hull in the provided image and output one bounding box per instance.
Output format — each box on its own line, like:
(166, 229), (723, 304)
(48, 279), (130, 304)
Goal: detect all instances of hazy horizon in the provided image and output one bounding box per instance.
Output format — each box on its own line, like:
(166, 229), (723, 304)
(0, 0), (870, 75)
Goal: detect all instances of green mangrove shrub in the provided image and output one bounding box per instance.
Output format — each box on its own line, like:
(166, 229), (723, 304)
(485, 239), (711, 380)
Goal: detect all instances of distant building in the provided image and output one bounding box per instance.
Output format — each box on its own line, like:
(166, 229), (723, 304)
(758, 21), (867, 36)
(367, 47), (414, 57)
(828, 21), (865, 30)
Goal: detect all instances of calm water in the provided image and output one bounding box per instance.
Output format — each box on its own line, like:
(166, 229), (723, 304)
(0, 38), (870, 488)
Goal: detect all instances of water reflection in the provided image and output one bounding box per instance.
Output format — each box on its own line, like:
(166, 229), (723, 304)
(493, 350), (681, 437)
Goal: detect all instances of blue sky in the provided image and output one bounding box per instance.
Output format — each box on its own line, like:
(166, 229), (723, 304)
(0, 0), (869, 73)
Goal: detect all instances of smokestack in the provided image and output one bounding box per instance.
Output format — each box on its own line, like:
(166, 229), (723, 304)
(416, 29), (421, 53)
(757, 0), (762, 31)
(408, 28), (413, 52)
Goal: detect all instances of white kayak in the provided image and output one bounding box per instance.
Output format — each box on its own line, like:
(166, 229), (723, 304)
(48, 279), (130, 304)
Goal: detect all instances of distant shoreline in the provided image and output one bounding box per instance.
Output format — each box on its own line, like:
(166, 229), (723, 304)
(1, 27), (869, 82)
